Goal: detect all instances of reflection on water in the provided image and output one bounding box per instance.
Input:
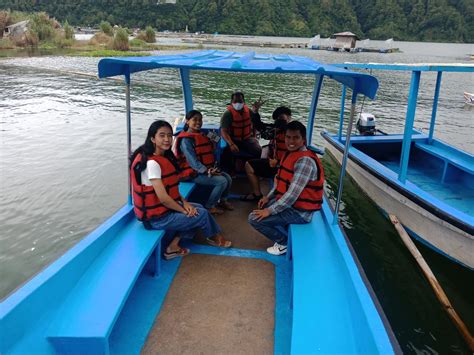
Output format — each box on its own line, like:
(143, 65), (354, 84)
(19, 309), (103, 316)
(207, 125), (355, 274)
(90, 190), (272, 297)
(1, 42), (473, 354)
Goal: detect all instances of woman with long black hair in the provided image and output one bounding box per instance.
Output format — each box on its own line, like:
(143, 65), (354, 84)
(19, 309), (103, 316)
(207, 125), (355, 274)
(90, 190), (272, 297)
(130, 120), (232, 259)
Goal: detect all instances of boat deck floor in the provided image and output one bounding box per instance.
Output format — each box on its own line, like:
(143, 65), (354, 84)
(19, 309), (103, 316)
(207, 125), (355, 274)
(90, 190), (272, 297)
(142, 179), (276, 354)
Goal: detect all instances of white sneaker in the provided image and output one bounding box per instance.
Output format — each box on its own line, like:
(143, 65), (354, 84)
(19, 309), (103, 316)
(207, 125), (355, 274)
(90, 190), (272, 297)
(267, 243), (287, 255)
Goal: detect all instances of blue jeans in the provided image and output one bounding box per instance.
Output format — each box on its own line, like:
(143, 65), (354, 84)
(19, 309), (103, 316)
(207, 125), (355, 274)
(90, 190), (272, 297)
(192, 172), (232, 208)
(149, 203), (221, 239)
(248, 207), (310, 246)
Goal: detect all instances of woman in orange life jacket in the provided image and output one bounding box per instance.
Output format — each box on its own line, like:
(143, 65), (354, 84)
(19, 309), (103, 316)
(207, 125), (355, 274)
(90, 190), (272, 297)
(240, 106), (292, 202)
(174, 110), (233, 215)
(130, 120), (232, 259)
(248, 121), (324, 256)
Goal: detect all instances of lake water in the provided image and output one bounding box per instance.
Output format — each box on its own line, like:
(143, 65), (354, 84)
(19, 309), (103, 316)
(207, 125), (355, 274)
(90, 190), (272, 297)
(1, 39), (473, 354)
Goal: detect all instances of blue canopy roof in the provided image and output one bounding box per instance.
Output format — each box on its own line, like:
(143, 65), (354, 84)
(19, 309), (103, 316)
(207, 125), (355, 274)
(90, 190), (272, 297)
(98, 50), (378, 99)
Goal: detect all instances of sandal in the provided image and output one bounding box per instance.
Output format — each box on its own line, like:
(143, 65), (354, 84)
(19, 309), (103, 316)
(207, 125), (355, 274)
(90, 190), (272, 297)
(206, 236), (232, 248)
(239, 193), (263, 202)
(207, 207), (225, 215)
(218, 200), (234, 211)
(164, 247), (190, 260)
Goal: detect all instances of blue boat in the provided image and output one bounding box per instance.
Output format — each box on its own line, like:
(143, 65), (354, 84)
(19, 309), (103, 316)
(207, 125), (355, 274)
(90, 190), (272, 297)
(322, 63), (474, 270)
(1, 51), (397, 354)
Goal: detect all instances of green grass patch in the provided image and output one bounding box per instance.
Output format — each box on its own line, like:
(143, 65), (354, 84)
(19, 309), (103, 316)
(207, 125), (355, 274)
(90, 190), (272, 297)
(73, 49), (152, 57)
(38, 41), (57, 50)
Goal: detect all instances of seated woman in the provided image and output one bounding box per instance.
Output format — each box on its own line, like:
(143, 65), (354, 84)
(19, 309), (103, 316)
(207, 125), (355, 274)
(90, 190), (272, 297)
(174, 110), (233, 215)
(241, 106), (292, 201)
(130, 120), (232, 259)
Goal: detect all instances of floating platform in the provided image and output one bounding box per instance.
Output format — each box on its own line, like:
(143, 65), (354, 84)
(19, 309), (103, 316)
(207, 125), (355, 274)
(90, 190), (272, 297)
(181, 38), (307, 48)
(310, 45), (399, 53)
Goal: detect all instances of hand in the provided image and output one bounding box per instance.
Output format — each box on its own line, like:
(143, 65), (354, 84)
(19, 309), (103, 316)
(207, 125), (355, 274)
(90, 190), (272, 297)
(183, 201), (198, 217)
(268, 158), (278, 168)
(258, 196), (269, 209)
(209, 167), (221, 176)
(251, 96), (266, 113)
(230, 143), (239, 154)
(252, 208), (271, 221)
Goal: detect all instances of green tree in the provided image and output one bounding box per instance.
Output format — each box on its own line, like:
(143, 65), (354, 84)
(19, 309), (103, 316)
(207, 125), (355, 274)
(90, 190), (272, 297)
(29, 12), (55, 41)
(144, 25), (155, 42)
(100, 20), (113, 36)
(113, 26), (129, 50)
(63, 20), (74, 40)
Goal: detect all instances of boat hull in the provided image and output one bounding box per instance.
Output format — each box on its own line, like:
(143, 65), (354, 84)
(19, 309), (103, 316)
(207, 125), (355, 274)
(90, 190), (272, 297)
(323, 138), (473, 269)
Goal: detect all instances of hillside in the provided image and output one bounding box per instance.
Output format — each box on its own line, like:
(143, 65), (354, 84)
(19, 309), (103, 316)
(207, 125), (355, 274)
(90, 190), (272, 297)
(0, 0), (472, 42)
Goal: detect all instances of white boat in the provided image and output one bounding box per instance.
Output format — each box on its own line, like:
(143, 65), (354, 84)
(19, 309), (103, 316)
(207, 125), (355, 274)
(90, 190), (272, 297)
(464, 91), (474, 105)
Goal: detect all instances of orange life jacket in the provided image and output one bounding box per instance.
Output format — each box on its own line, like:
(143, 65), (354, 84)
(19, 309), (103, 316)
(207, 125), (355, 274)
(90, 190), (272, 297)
(130, 153), (181, 221)
(275, 149), (324, 211)
(271, 130), (287, 160)
(227, 104), (252, 141)
(174, 131), (215, 179)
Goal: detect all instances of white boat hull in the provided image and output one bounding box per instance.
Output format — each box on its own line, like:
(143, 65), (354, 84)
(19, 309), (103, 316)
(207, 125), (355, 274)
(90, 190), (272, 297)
(325, 143), (474, 269)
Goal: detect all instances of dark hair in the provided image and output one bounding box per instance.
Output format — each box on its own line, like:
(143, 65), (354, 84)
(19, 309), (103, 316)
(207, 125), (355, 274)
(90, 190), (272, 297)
(184, 110), (203, 131)
(231, 91), (245, 101)
(272, 106), (292, 120)
(130, 120), (179, 173)
(185, 110), (202, 121)
(285, 121), (306, 140)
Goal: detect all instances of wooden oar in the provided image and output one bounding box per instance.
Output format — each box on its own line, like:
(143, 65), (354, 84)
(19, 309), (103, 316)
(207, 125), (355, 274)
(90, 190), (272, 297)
(389, 214), (474, 352)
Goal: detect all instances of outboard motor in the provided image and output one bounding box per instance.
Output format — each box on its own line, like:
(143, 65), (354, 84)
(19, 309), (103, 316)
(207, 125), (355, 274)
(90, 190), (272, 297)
(356, 113), (376, 135)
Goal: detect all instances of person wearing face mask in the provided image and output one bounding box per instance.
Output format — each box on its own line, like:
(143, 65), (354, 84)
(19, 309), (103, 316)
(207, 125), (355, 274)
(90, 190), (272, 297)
(220, 91), (263, 173)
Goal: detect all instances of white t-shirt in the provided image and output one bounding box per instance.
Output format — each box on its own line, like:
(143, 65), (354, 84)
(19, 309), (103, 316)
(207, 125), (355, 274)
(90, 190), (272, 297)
(140, 160), (162, 186)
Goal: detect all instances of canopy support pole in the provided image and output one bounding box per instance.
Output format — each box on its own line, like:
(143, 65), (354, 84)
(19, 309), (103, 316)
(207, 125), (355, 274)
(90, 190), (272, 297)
(125, 71), (132, 204)
(306, 74), (324, 144)
(333, 91), (357, 225)
(428, 71), (442, 144)
(338, 85), (347, 141)
(398, 71), (420, 184)
(179, 68), (193, 114)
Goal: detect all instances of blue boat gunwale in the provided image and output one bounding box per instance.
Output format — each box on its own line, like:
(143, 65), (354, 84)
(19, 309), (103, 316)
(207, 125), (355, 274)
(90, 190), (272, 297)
(322, 131), (474, 237)
(318, 195), (401, 353)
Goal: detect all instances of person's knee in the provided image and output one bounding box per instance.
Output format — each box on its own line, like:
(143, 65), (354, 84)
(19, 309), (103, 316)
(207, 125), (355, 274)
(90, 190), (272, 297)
(214, 176), (227, 187)
(192, 204), (208, 216)
(248, 212), (259, 226)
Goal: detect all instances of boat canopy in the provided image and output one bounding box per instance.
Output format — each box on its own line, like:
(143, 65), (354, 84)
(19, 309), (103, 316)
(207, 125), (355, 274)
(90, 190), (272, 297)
(335, 62), (474, 72)
(98, 50), (378, 98)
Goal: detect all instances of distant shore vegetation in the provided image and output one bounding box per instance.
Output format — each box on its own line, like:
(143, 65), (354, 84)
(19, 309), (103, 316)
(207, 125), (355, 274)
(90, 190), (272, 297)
(0, 10), (182, 56)
(0, 0), (472, 43)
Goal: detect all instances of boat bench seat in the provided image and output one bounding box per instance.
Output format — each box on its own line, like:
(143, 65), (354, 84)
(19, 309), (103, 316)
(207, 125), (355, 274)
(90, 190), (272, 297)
(288, 209), (362, 353)
(288, 211), (327, 353)
(415, 142), (473, 175)
(47, 182), (196, 354)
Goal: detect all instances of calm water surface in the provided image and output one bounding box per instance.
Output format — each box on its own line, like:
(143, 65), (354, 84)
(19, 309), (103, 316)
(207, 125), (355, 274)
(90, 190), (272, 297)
(1, 40), (473, 354)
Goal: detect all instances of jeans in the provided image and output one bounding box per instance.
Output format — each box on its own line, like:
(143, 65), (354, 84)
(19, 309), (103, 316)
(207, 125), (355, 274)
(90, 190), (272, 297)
(248, 207), (310, 246)
(192, 172), (232, 208)
(149, 203), (221, 239)
(221, 137), (262, 172)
